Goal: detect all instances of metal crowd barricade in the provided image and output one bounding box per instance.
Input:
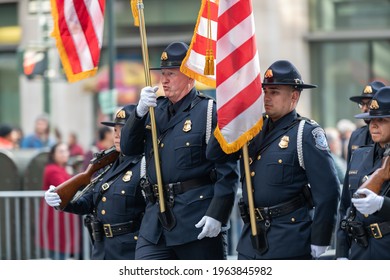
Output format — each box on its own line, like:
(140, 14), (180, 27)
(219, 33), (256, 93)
(0, 189), (242, 260)
(0, 190), (91, 260)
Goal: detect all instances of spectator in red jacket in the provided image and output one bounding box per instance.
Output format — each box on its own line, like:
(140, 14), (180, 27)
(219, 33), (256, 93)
(38, 142), (81, 259)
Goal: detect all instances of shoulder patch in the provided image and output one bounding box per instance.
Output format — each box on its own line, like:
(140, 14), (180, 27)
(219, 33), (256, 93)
(311, 127), (328, 150)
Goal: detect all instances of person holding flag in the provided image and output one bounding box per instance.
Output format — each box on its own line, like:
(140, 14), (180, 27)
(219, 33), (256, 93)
(236, 60), (340, 259)
(120, 41), (240, 260)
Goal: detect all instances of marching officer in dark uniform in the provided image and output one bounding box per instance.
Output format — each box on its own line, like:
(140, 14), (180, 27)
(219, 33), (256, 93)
(44, 105), (146, 260)
(337, 86), (390, 260)
(120, 42), (240, 260)
(237, 60), (340, 259)
(346, 81), (385, 163)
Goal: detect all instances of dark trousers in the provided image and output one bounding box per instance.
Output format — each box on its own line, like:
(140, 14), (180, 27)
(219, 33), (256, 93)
(135, 233), (225, 260)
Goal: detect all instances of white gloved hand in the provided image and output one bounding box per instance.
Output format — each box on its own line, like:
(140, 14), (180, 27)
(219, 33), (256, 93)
(310, 245), (328, 259)
(44, 185), (61, 207)
(195, 216), (221, 240)
(336, 257), (349, 260)
(136, 86), (158, 117)
(351, 188), (384, 215)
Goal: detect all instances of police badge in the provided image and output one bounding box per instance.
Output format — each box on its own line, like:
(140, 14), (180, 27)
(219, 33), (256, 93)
(183, 120), (192, 132)
(278, 136), (289, 149)
(122, 171), (133, 182)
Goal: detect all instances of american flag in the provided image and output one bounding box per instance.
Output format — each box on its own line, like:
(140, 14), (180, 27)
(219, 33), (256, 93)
(181, 0), (218, 87)
(50, 0), (105, 82)
(184, 0), (264, 153)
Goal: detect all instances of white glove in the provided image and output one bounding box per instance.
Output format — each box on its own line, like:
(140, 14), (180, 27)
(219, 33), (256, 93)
(336, 257), (349, 260)
(44, 185), (61, 207)
(351, 188), (384, 215)
(310, 245), (328, 259)
(136, 86), (158, 117)
(195, 216), (221, 240)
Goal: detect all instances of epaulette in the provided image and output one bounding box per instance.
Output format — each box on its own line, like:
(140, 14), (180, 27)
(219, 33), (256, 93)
(198, 91), (215, 101)
(297, 116), (318, 126)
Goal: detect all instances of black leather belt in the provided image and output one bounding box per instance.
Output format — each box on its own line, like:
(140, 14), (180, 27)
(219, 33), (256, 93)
(153, 176), (213, 196)
(102, 221), (139, 238)
(252, 194), (306, 221)
(366, 221), (390, 239)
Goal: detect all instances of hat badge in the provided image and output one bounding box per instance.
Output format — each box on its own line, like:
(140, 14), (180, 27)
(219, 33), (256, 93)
(116, 110), (126, 119)
(161, 51), (168, 61)
(265, 69), (273, 78)
(363, 85), (373, 94)
(370, 100), (379, 110)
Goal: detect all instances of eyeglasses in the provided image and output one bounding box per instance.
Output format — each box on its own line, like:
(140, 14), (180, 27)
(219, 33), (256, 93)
(358, 101), (371, 109)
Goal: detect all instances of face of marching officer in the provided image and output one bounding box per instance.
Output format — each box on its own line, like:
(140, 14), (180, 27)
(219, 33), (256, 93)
(113, 125), (122, 152)
(101, 104), (136, 153)
(369, 118), (390, 148)
(263, 85), (300, 122)
(160, 68), (195, 104)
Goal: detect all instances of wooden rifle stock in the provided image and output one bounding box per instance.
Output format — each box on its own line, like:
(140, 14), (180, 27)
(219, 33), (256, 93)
(55, 146), (119, 210)
(355, 144), (390, 197)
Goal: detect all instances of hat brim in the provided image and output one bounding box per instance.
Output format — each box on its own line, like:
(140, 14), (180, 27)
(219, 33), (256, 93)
(101, 121), (125, 127)
(355, 112), (390, 119)
(262, 82), (317, 89)
(349, 95), (374, 103)
(150, 65), (181, 70)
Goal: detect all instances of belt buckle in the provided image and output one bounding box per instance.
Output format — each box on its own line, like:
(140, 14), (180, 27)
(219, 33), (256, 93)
(369, 223), (382, 239)
(254, 208), (264, 221)
(103, 224), (113, 238)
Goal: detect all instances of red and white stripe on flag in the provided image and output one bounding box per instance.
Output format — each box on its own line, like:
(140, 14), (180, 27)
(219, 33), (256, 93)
(181, 0), (218, 87)
(50, 0), (105, 82)
(214, 0), (264, 154)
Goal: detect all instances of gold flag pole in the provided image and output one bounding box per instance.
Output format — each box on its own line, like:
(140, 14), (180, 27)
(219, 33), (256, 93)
(242, 144), (257, 236)
(136, 0), (166, 214)
(242, 143), (267, 253)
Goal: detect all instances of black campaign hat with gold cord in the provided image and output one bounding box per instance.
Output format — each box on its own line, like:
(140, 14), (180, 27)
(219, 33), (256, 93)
(349, 80), (386, 103)
(101, 104), (136, 127)
(262, 60), (317, 89)
(150, 42), (189, 70)
(355, 86), (390, 119)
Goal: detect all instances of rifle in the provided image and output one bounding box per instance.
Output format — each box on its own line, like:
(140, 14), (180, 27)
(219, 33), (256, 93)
(54, 146), (119, 210)
(354, 144), (390, 197)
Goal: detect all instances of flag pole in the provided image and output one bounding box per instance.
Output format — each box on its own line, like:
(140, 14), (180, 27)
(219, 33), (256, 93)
(242, 144), (257, 236)
(137, 0), (174, 229)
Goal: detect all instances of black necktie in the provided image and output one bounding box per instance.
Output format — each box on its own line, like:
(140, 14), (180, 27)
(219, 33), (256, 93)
(168, 104), (175, 119)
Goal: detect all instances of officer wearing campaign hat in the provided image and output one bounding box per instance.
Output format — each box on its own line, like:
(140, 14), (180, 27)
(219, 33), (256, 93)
(337, 86), (390, 260)
(120, 41), (240, 260)
(44, 104), (145, 260)
(346, 81), (386, 163)
(237, 60), (339, 260)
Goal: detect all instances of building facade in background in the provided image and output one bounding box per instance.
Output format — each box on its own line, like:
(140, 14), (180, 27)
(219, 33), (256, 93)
(0, 0), (389, 149)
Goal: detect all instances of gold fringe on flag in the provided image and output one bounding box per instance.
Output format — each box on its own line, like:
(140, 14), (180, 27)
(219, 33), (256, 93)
(203, 0), (214, 75)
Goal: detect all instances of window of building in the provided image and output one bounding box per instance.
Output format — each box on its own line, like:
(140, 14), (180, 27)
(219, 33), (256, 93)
(308, 0), (390, 128)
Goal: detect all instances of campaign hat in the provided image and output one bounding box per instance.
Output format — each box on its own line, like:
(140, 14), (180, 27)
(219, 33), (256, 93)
(262, 60), (317, 89)
(355, 86), (390, 119)
(101, 104), (136, 127)
(349, 80), (385, 103)
(150, 42), (189, 70)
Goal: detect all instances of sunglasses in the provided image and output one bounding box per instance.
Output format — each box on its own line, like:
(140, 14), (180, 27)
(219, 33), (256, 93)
(358, 101), (371, 109)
